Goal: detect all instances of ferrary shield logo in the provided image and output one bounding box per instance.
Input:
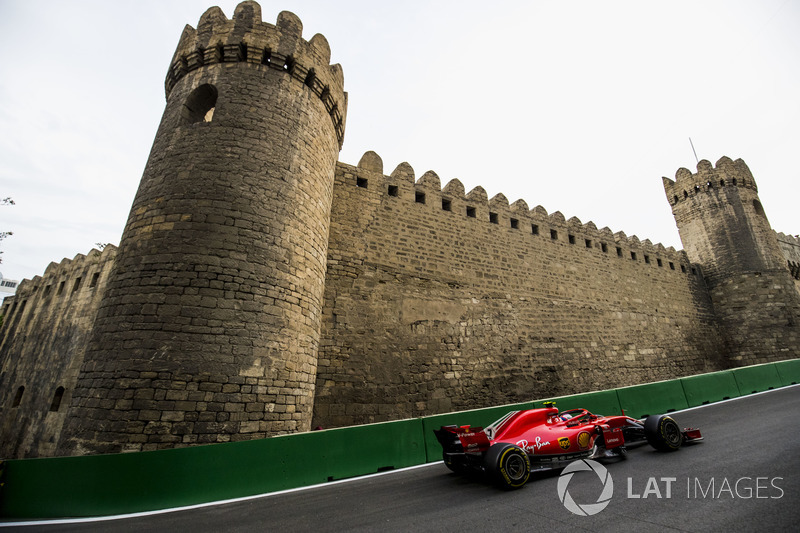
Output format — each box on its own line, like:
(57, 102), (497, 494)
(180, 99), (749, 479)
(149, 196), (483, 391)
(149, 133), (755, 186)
(577, 430), (591, 450)
(558, 437), (571, 450)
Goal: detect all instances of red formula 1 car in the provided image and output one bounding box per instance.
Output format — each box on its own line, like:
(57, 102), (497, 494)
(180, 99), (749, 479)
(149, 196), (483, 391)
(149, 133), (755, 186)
(434, 402), (702, 489)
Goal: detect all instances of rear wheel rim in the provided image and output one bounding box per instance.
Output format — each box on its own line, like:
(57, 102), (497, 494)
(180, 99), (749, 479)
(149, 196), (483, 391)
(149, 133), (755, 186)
(505, 453), (527, 481)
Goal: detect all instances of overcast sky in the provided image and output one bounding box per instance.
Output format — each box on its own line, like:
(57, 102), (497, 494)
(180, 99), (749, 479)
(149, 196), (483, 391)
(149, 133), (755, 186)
(0, 0), (798, 283)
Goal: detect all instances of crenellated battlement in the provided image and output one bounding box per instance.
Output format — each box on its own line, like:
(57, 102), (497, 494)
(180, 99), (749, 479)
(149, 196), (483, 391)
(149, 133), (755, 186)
(775, 231), (800, 247)
(4, 246), (118, 305)
(662, 156), (757, 206)
(775, 231), (800, 279)
(343, 151), (694, 272)
(165, 1), (346, 147)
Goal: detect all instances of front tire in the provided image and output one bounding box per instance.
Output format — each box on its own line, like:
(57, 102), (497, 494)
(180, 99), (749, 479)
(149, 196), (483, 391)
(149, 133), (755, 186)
(644, 414), (683, 451)
(484, 444), (531, 489)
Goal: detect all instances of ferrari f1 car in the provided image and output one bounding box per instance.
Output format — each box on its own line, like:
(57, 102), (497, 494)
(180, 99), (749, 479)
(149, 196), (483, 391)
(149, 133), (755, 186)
(434, 403), (702, 489)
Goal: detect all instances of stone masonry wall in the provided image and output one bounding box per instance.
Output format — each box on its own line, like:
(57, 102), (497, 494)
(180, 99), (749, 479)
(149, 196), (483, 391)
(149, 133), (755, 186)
(664, 158), (800, 366)
(1, 2), (797, 458)
(776, 232), (800, 290)
(0, 247), (116, 458)
(56, 3), (346, 455)
(312, 154), (728, 429)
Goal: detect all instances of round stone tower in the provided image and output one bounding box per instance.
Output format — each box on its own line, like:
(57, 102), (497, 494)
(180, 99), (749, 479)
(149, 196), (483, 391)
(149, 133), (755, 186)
(58, 1), (346, 454)
(663, 157), (800, 366)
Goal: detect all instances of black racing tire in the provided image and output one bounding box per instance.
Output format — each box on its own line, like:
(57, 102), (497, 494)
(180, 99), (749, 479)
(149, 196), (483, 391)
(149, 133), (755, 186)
(484, 444), (531, 490)
(644, 414), (683, 452)
(443, 453), (469, 474)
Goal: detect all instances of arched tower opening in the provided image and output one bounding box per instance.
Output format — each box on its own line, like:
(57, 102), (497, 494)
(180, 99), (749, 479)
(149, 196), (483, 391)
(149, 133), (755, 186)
(181, 83), (217, 124)
(49, 386), (65, 412)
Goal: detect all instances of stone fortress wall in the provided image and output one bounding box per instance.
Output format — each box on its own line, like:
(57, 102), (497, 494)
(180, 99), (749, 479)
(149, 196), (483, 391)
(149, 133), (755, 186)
(776, 232), (800, 280)
(664, 159), (800, 366)
(0, 247), (117, 457)
(0, 1), (798, 458)
(54, 1), (347, 456)
(313, 155), (730, 428)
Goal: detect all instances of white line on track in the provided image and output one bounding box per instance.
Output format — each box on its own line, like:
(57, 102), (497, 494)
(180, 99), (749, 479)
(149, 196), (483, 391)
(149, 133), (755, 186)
(3, 382), (798, 528)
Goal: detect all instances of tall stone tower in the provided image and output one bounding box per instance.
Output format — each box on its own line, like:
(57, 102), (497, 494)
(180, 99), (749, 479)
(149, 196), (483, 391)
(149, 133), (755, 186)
(58, 1), (346, 454)
(663, 157), (800, 365)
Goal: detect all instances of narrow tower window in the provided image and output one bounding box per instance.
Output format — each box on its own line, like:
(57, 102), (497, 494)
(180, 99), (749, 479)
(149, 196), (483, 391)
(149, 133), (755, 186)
(50, 387), (65, 412)
(12, 386), (24, 407)
(182, 84), (218, 124)
(284, 55), (296, 74)
(305, 68), (317, 88)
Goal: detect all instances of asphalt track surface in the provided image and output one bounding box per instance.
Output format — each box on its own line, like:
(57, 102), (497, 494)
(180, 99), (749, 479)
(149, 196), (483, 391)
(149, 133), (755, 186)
(5, 385), (799, 532)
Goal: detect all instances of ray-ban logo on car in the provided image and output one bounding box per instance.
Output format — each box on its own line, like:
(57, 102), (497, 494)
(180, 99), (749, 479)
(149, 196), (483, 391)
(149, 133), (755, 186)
(557, 459), (614, 516)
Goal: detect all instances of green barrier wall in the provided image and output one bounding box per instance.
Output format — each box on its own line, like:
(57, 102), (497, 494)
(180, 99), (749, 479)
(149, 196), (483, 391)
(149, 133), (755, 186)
(534, 389), (623, 416)
(420, 401), (534, 462)
(2, 359), (798, 520)
(615, 379), (689, 419)
(774, 359), (800, 386)
(680, 371), (741, 407)
(731, 363), (783, 394)
(0, 418), (426, 519)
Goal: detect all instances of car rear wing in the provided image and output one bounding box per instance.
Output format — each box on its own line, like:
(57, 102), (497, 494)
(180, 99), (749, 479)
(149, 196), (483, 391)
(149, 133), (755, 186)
(434, 425), (491, 454)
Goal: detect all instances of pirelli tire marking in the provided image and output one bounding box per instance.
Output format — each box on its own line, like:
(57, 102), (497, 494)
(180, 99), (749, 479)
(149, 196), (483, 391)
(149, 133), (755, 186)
(499, 446), (531, 488)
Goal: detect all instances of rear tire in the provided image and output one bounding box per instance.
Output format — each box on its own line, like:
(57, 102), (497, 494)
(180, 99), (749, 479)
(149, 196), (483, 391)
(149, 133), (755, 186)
(484, 444), (530, 489)
(644, 414), (683, 451)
